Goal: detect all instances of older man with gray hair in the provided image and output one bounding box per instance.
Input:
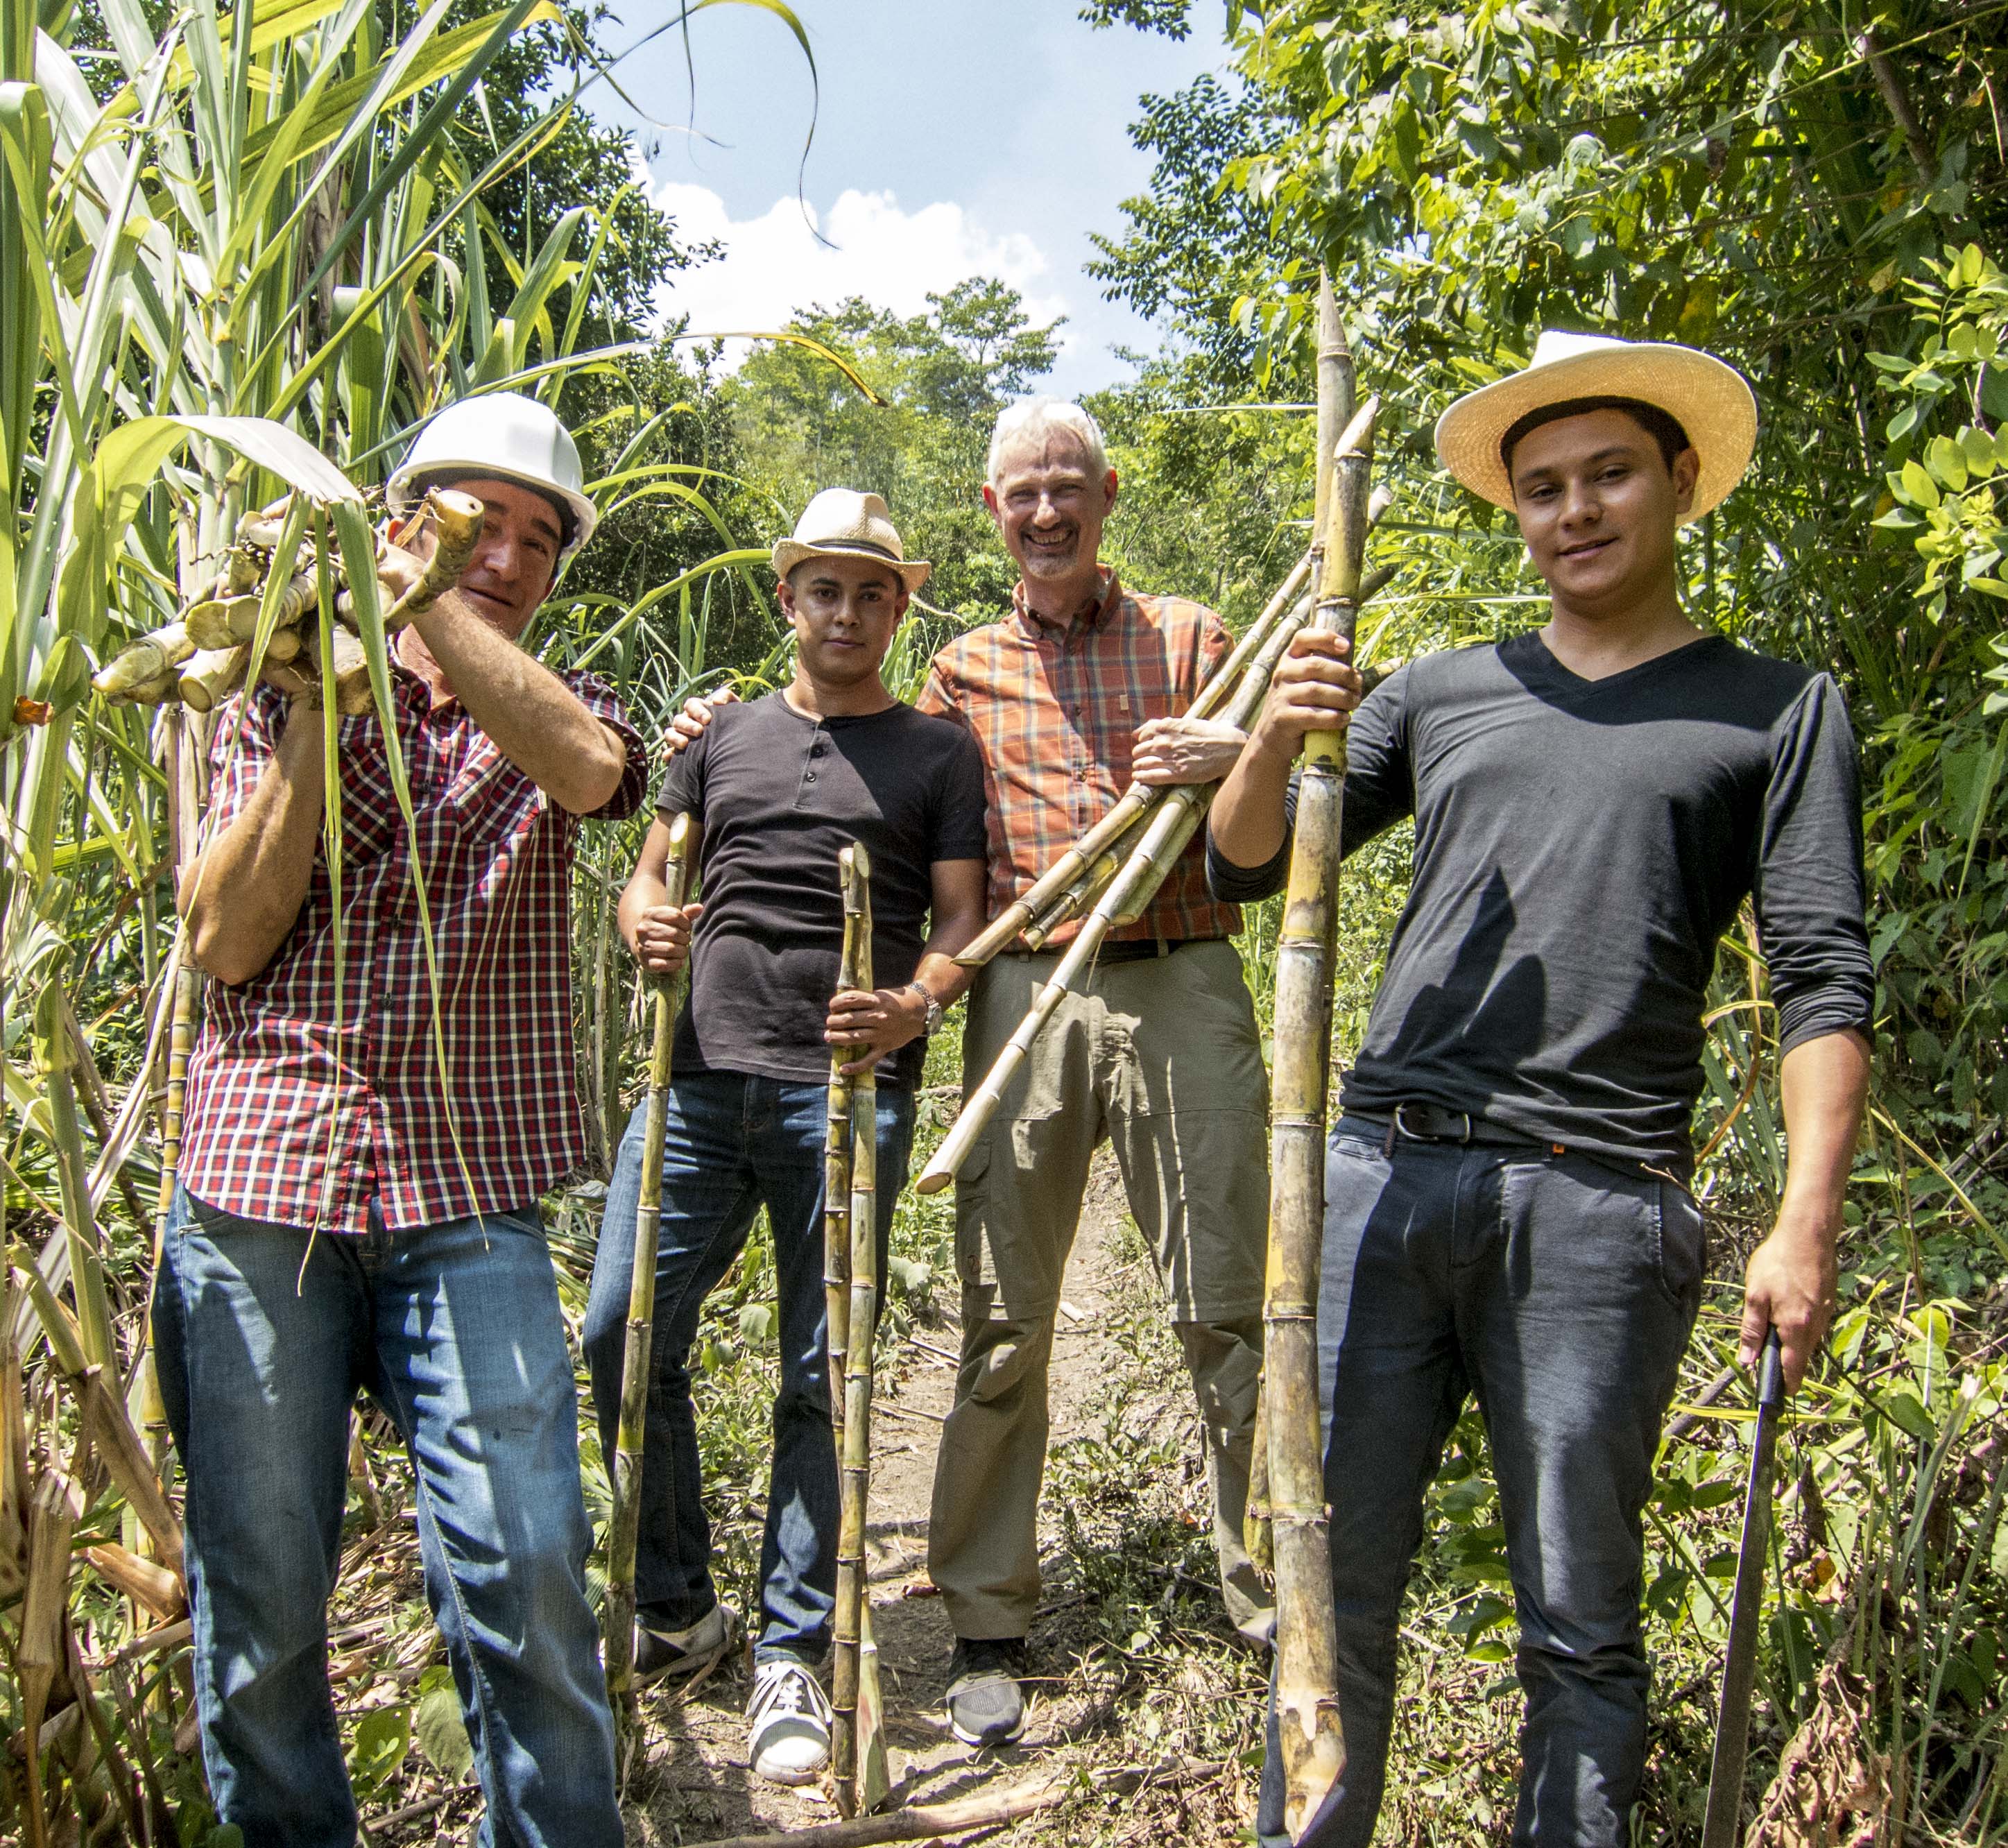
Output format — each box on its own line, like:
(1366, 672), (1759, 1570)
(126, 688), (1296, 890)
(917, 395), (1274, 1745)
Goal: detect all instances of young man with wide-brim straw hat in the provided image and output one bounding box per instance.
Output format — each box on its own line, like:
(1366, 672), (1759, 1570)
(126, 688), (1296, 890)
(157, 391), (645, 1847)
(1210, 332), (1874, 1846)
(583, 486), (988, 1784)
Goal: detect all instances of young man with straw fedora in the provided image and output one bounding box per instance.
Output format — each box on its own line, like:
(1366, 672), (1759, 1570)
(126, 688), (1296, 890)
(585, 490), (988, 1783)
(1209, 333), (1875, 1846)
(159, 393), (644, 1847)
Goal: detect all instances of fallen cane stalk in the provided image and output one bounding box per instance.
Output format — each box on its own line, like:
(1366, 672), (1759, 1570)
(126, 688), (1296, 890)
(832, 844), (890, 1816)
(1265, 273), (1368, 1841)
(603, 814), (694, 1709)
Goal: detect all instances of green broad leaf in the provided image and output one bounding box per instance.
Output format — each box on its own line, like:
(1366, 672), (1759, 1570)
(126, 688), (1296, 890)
(1900, 460), (1941, 508)
(739, 1301), (775, 1344)
(415, 1666), (475, 1781)
(346, 1703), (410, 1801)
(1928, 436), (1969, 491)
(1968, 578), (2008, 601)
(1880, 1391), (1937, 1441)
(1962, 427), (1999, 477)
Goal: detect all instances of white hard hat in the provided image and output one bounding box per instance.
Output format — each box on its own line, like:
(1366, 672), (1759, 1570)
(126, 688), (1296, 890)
(386, 391), (599, 562)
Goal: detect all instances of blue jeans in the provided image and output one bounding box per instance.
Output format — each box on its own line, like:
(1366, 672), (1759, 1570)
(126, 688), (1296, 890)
(152, 1189), (621, 1848)
(1258, 1122), (1704, 1848)
(583, 1069), (915, 1663)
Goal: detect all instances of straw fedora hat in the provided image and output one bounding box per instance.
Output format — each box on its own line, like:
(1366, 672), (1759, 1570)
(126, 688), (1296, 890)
(1434, 331), (1757, 523)
(771, 488), (932, 592)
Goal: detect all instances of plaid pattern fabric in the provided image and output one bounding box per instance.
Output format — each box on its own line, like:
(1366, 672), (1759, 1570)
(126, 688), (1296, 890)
(918, 570), (1242, 946)
(180, 667), (647, 1234)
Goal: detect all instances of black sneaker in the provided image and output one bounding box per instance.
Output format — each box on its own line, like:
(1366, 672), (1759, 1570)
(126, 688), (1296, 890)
(945, 1636), (1029, 1746)
(634, 1602), (742, 1688)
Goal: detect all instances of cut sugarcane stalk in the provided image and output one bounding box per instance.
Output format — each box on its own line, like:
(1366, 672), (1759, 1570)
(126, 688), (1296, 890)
(603, 814), (696, 1709)
(384, 488), (486, 629)
(262, 625), (302, 664)
(92, 621), (196, 697)
(1265, 275), (1369, 1842)
(175, 646), (249, 713)
(832, 842), (889, 1817)
(327, 626), (377, 716)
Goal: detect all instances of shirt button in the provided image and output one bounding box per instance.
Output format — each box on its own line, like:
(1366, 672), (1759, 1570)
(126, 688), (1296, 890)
(806, 771), (818, 783)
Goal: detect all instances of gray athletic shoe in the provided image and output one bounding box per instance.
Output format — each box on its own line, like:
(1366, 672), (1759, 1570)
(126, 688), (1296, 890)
(748, 1658), (833, 1786)
(945, 1636), (1029, 1746)
(634, 1602), (742, 1688)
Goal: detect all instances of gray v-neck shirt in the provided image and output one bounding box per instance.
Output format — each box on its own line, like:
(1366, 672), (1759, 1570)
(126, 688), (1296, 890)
(1208, 632), (1874, 1174)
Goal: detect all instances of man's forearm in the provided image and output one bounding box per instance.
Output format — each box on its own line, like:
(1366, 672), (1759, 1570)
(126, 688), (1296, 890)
(913, 946), (975, 1011)
(617, 870), (670, 955)
(409, 595), (627, 814)
(1208, 733), (1296, 869)
(1777, 1028), (1871, 1224)
(181, 715), (326, 984)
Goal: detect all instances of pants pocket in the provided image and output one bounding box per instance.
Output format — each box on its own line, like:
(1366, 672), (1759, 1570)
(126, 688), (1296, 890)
(1654, 1180), (1706, 1312)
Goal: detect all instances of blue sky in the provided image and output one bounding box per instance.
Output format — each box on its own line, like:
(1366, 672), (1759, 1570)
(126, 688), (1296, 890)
(588, 1), (1229, 397)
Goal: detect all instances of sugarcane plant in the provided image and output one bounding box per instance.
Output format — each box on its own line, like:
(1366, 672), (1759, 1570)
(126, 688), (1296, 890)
(1263, 271), (1378, 1842)
(830, 842), (891, 1816)
(603, 813), (696, 1722)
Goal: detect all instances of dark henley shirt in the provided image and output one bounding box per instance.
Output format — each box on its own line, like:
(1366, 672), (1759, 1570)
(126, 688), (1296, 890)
(659, 690), (988, 1090)
(1206, 631), (1875, 1176)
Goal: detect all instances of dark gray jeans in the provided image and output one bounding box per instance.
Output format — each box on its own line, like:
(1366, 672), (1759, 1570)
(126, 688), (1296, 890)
(1258, 1118), (1704, 1848)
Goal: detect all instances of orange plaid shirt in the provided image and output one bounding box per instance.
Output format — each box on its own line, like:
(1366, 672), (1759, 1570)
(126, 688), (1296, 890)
(918, 569), (1244, 948)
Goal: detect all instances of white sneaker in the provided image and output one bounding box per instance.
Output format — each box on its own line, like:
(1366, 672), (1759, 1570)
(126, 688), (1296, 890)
(747, 1658), (832, 1786)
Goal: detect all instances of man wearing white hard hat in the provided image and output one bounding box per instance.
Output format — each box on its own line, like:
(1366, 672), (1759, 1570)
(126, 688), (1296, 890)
(1210, 335), (1874, 1845)
(583, 490), (988, 1782)
(158, 391), (644, 1846)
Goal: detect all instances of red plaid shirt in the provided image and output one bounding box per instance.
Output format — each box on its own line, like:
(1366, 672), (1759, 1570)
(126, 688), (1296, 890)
(918, 570), (1243, 947)
(180, 667), (647, 1233)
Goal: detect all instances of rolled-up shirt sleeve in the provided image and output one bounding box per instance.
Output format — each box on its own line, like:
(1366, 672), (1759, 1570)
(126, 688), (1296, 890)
(564, 669), (649, 823)
(1754, 674), (1876, 1054)
(1205, 663), (1416, 903)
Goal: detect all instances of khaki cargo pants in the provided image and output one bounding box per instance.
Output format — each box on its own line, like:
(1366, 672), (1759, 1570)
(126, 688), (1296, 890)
(926, 939), (1274, 1644)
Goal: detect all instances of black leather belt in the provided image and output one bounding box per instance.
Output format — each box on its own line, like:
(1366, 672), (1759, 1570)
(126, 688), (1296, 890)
(1346, 1104), (1567, 1156)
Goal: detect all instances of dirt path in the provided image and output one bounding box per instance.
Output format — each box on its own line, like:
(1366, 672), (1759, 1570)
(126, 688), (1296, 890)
(625, 1152), (1154, 1844)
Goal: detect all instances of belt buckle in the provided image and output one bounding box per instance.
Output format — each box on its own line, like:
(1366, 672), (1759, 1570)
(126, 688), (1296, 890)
(1393, 1103), (1470, 1145)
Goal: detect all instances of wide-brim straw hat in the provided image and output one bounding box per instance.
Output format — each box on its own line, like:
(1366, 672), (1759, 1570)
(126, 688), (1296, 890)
(771, 488), (931, 592)
(1434, 331), (1757, 524)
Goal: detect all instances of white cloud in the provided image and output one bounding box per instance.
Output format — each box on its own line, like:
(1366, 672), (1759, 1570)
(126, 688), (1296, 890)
(646, 180), (1072, 367)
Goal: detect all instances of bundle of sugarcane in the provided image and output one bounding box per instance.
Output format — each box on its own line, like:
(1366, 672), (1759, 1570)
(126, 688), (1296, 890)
(953, 551), (1314, 969)
(913, 562), (1375, 1194)
(1261, 272), (1375, 1842)
(603, 815), (696, 1713)
(90, 488), (484, 716)
(829, 842), (891, 1817)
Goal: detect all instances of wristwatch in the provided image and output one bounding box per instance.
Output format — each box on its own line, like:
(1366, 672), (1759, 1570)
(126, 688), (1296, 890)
(908, 980), (945, 1036)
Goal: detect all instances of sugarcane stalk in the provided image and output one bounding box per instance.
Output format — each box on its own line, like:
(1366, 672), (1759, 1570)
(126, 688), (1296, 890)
(954, 551), (1314, 968)
(383, 488), (485, 629)
(175, 644), (249, 714)
(1265, 290), (1375, 1841)
(833, 844), (890, 1815)
(323, 624), (377, 716)
(825, 853), (870, 1470)
(92, 621), (196, 698)
(604, 814), (696, 1709)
